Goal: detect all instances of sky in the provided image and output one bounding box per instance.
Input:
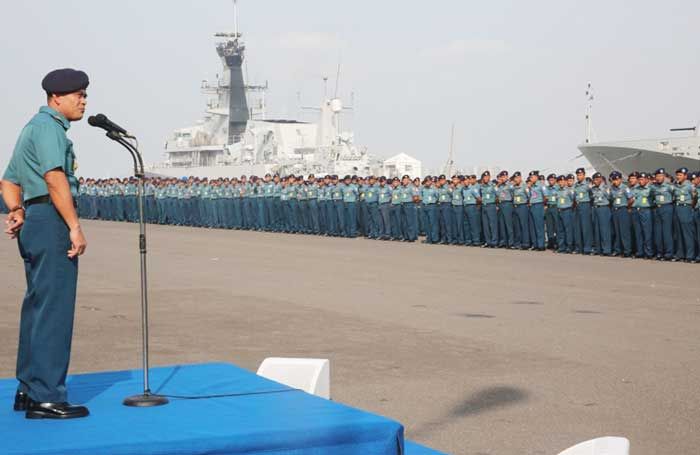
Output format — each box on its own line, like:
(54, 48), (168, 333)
(0, 0), (698, 177)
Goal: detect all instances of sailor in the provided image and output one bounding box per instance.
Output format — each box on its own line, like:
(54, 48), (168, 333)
(462, 175), (481, 246)
(607, 172), (631, 257)
(341, 175), (359, 238)
(399, 174), (419, 242)
(450, 176), (465, 245)
(692, 172), (700, 263)
(573, 168), (593, 254)
(1, 68), (90, 419)
(479, 171), (498, 247)
(496, 171), (514, 248)
(435, 175), (453, 244)
(590, 172), (612, 256)
(329, 175), (342, 236)
(420, 177), (439, 244)
(650, 168), (674, 260)
(544, 174), (558, 250)
(377, 176), (392, 240)
(672, 168), (695, 262)
(363, 176), (379, 239)
(527, 170), (546, 251)
(632, 172), (654, 259)
(511, 171), (530, 249)
(389, 177), (403, 240)
(556, 175), (575, 253)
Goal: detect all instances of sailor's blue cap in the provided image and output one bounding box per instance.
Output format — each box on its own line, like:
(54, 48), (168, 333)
(566, 173), (574, 179)
(557, 175), (566, 181)
(547, 173), (557, 180)
(592, 172), (602, 179)
(481, 171), (490, 178)
(676, 167), (688, 174)
(654, 168), (666, 175)
(42, 68), (89, 95)
(529, 170), (539, 177)
(513, 171), (522, 178)
(575, 167), (585, 174)
(639, 172), (649, 178)
(610, 171), (622, 179)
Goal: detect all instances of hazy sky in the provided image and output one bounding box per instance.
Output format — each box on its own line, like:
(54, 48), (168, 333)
(1, 0), (698, 177)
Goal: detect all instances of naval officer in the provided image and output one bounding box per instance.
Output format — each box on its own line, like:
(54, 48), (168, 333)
(1, 69), (90, 419)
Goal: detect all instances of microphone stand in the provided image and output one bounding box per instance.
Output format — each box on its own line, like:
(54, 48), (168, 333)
(105, 130), (168, 407)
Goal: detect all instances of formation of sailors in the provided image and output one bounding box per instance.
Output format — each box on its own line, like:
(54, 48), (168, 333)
(5, 167), (694, 263)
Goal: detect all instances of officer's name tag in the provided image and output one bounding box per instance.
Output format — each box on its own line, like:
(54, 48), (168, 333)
(680, 195), (686, 202)
(615, 197), (621, 205)
(515, 196), (522, 202)
(658, 195), (665, 202)
(642, 197), (647, 204)
(559, 198), (565, 204)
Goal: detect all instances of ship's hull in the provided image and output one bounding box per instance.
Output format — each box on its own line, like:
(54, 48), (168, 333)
(579, 144), (700, 178)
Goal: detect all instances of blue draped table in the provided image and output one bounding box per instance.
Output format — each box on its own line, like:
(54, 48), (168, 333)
(0, 362), (407, 455)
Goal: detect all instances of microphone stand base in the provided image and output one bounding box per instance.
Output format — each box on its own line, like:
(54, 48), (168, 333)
(123, 393), (169, 407)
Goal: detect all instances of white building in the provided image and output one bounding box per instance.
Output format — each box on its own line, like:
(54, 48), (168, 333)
(383, 153), (422, 179)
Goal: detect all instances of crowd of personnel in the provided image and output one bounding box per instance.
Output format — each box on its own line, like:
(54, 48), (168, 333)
(3, 167), (700, 262)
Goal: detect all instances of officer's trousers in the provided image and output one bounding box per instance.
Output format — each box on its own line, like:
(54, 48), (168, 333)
(344, 202), (357, 237)
(17, 203), (78, 403)
(593, 205), (612, 255)
(464, 205), (480, 245)
(574, 202), (593, 254)
(482, 204), (498, 246)
(334, 201), (345, 236)
(529, 203), (545, 249)
(438, 203), (453, 243)
(654, 204), (674, 259)
(612, 207), (632, 256)
(379, 203), (391, 239)
(367, 202), (379, 238)
(390, 205), (402, 240)
(498, 202), (514, 247)
(308, 199), (320, 234)
(632, 208), (654, 258)
(402, 203), (418, 241)
(674, 205), (695, 260)
(557, 208), (574, 253)
(513, 204), (530, 248)
(451, 205), (464, 244)
(423, 204), (439, 243)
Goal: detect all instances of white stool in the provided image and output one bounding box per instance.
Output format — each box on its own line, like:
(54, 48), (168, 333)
(557, 437), (630, 455)
(257, 358), (330, 399)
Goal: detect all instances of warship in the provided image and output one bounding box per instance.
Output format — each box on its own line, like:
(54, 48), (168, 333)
(578, 83), (700, 177)
(147, 1), (394, 179)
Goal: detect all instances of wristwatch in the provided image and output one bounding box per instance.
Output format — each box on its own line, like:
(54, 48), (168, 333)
(8, 205), (25, 213)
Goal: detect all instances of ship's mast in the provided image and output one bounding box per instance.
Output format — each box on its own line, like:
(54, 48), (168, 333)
(443, 123), (455, 176)
(585, 82), (594, 144)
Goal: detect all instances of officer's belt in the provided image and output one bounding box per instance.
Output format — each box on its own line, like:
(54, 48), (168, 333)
(25, 195), (77, 208)
(675, 203), (692, 206)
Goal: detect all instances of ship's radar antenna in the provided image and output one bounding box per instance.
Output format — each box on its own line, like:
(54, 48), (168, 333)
(443, 123), (456, 176)
(233, 0), (240, 37)
(585, 82), (595, 144)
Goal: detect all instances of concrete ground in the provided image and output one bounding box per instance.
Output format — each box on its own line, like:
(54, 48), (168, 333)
(1, 220), (699, 455)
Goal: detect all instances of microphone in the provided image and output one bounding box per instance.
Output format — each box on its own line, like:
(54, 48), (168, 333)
(88, 113), (129, 136)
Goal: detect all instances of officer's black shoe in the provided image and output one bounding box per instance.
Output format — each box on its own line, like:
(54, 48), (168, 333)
(14, 391), (29, 411)
(25, 401), (89, 420)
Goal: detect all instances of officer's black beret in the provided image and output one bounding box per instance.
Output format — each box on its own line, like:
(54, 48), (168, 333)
(481, 171), (490, 178)
(378, 176), (386, 182)
(690, 172), (699, 179)
(42, 68), (89, 95)
(547, 173), (557, 180)
(351, 175), (358, 179)
(402, 174), (410, 179)
(343, 175), (351, 180)
(497, 171), (507, 177)
(676, 168), (688, 175)
(438, 174), (446, 180)
(610, 171), (622, 179)
(592, 172), (602, 179)
(557, 175), (565, 181)
(639, 172), (649, 178)
(654, 168), (666, 175)
(575, 167), (585, 174)
(513, 171), (521, 177)
(566, 174), (574, 179)
(470, 175), (477, 179)
(529, 170), (539, 177)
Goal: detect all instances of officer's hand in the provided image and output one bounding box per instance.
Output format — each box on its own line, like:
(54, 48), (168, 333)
(68, 226), (87, 258)
(4, 210), (24, 239)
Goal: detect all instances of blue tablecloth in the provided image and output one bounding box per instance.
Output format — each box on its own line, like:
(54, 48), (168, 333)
(0, 363), (404, 455)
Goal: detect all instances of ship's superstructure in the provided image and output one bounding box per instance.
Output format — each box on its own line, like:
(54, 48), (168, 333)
(578, 83), (700, 177)
(147, 1), (402, 178)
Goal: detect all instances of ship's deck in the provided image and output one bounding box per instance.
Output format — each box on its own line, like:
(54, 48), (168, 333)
(1, 220), (698, 455)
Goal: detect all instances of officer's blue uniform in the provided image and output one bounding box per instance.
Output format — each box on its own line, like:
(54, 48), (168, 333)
(400, 184), (419, 242)
(480, 180), (498, 247)
(497, 181), (514, 248)
(556, 183), (575, 253)
(512, 180), (530, 249)
(342, 182), (359, 238)
(528, 181), (546, 250)
(591, 182), (612, 255)
(674, 178), (695, 260)
(651, 178), (674, 260)
(632, 182), (654, 258)
(3, 106), (80, 403)
(573, 179), (593, 254)
(610, 182), (632, 257)
(450, 184), (465, 245)
(437, 184), (453, 244)
(462, 184), (481, 246)
(364, 183), (380, 238)
(421, 185), (439, 244)
(377, 183), (392, 240)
